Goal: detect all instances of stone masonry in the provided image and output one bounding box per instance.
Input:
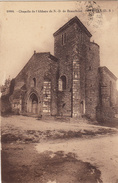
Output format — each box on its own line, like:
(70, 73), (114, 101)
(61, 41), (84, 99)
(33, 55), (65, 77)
(6, 16), (117, 121)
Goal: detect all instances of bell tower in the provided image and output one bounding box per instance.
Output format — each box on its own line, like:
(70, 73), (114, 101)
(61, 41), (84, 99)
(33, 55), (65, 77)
(53, 16), (92, 117)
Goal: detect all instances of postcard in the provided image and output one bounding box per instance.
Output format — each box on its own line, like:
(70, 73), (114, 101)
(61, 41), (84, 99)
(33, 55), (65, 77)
(0, 1), (118, 183)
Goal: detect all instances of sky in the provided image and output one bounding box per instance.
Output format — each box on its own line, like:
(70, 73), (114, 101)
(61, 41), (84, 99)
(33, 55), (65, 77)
(0, 1), (118, 87)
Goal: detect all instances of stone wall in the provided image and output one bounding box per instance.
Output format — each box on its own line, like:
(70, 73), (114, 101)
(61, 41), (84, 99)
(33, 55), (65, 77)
(72, 23), (90, 117)
(54, 23), (75, 116)
(54, 21), (91, 117)
(57, 91), (71, 116)
(97, 66), (117, 121)
(99, 67), (117, 107)
(85, 42), (100, 119)
(11, 52), (58, 116)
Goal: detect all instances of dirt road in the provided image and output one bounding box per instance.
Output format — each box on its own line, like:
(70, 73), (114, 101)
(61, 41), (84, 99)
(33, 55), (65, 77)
(1, 115), (118, 183)
(36, 135), (118, 183)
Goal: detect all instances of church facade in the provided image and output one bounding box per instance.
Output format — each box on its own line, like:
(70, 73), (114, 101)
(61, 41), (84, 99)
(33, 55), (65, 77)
(10, 16), (117, 121)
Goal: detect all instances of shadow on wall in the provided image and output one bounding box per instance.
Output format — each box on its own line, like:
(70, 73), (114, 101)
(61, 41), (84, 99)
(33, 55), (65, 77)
(96, 106), (116, 122)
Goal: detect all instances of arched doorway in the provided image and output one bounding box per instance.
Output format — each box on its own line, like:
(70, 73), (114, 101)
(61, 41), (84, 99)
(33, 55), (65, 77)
(28, 93), (38, 114)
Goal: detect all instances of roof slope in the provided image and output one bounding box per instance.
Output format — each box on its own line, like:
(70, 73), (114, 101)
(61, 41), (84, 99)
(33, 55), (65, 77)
(99, 66), (117, 81)
(53, 16), (92, 37)
(15, 52), (58, 80)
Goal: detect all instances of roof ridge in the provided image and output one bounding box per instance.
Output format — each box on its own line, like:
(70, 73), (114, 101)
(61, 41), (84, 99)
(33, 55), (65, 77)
(34, 52), (50, 55)
(53, 16), (92, 37)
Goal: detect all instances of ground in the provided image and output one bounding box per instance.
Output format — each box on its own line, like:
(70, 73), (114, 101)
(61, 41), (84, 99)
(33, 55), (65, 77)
(1, 115), (118, 183)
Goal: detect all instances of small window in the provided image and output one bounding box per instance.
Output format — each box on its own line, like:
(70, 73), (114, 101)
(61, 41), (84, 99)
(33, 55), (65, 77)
(33, 78), (36, 87)
(58, 75), (66, 91)
(62, 34), (64, 45)
(31, 78), (36, 87)
(64, 33), (66, 43)
(62, 33), (66, 45)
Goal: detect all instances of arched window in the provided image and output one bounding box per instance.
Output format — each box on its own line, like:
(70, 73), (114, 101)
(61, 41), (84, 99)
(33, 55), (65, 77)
(58, 75), (66, 91)
(33, 78), (36, 87)
(31, 78), (36, 87)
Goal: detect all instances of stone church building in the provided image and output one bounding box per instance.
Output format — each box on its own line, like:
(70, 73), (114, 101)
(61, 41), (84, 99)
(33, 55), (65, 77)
(10, 16), (117, 121)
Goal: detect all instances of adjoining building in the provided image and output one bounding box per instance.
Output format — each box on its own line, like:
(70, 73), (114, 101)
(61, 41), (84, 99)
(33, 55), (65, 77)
(7, 16), (118, 121)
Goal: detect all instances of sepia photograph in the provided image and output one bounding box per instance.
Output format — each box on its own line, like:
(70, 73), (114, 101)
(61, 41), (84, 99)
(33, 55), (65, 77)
(0, 1), (118, 183)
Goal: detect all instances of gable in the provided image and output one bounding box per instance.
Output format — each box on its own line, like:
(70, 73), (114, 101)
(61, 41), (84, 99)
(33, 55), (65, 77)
(53, 16), (92, 38)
